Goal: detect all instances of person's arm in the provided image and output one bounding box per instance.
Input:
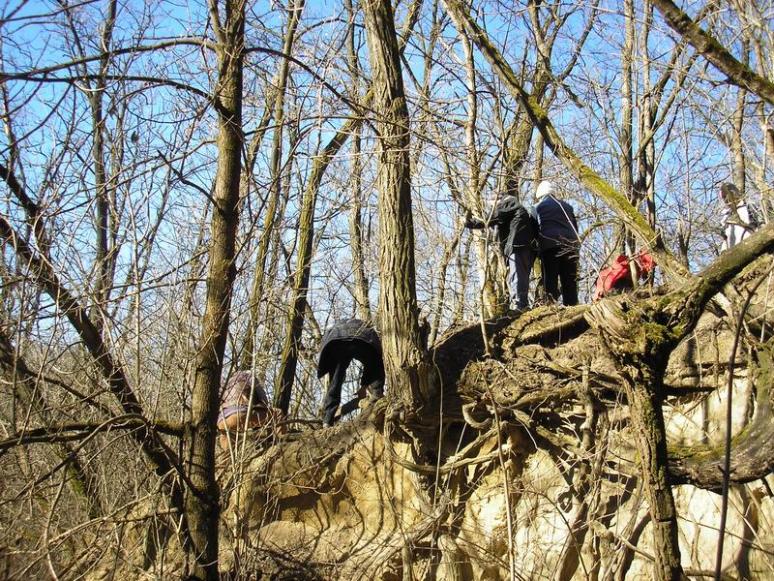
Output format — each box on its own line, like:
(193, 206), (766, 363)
(568, 205), (579, 234)
(528, 209), (540, 242)
(466, 196), (519, 229)
(464, 214), (486, 229)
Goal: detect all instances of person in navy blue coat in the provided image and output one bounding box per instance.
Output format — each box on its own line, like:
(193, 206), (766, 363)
(317, 318), (384, 427)
(533, 181), (581, 306)
(465, 193), (539, 310)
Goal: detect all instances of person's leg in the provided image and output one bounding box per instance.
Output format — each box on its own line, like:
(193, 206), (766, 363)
(511, 247), (535, 309)
(322, 355), (351, 426)
(361, 369), (385, 400)
(506, 253), (519, 309)
(541, 247), (561, 302)
(359, 346), (385, 400)
(558, 248), (579, 306)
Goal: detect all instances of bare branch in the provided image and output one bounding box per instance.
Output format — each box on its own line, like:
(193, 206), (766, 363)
(651, 0), (774, 105)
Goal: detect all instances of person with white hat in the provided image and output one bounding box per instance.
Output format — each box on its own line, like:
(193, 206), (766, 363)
(533, 180), (581, 306)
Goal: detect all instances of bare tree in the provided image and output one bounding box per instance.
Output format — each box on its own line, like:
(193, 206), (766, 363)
(652, 0), (774, 105)
(345, 0), (372, 320)
(1, 1), (773, 579)
(241, 0), (305, 375)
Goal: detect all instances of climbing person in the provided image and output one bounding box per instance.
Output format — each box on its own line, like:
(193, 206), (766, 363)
(533, 180), (581, 306)
(317, 318), (385, 427)
(217, 371), (282, 449)
(592, 250), (655, 302)
(720, 182), (759, 250)
(464, 192), (540, 310)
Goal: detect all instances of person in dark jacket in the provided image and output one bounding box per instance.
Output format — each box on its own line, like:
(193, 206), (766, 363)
(533, 180), (581, 306)
(465, 193), (539, 310)
(317, 318), (385, 427)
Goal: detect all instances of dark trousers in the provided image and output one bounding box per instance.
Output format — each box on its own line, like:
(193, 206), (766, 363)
(542, 245), (579, 306)
(507, 247), (536, 309)
(322, 342), (384, 426)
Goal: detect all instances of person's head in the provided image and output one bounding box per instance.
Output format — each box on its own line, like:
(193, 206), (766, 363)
(221, 370), (269, 409)
(535, 180), (555, 201)
(217, 371), (277, 446)
(720, 182), (741, 206)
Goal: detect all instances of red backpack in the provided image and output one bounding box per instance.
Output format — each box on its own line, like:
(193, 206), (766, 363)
(593, 251), (655, 302)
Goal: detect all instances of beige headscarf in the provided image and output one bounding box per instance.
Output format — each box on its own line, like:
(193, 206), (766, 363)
(535, 180), (555, 200)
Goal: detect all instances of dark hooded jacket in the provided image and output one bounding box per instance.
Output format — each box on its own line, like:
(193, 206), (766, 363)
(466, 195), (538, 255)
(534, 196), (580, 251)
(317, 318), (382, 378)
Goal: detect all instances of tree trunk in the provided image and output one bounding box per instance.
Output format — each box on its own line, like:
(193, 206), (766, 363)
(184, 0), (244, 578)
(88, 0), (118, 330)
(731, 86), (747, 194)
(623, 369), (685, 579)
(636, 1), (657, 234)
(620, 0), (635, 255)
(363, 0), (433, 411)
(242, 0), (302, 370)
(428, 224), (463, 346)
(458, 24), (509, 317)
(346, 0), (371, 320)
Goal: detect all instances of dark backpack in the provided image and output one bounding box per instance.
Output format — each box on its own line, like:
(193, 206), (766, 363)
(747, 203), (762, 230)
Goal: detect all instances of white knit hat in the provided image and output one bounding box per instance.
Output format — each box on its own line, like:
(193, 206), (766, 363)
(535, 180), (555, 200)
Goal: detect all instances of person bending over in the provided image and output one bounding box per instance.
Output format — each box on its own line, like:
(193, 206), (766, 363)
(317, 318), (385, 427)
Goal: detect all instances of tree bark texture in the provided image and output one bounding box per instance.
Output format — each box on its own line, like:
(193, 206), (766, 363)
(363, 0), (433, 410)
(89, 0), (119, 330)
(346, 0), (371, 321)
(621, 0), (636, 255)
(620, 367), (685, 579)
(242, 0), (302, 371)
(184, 0), (245, 578)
